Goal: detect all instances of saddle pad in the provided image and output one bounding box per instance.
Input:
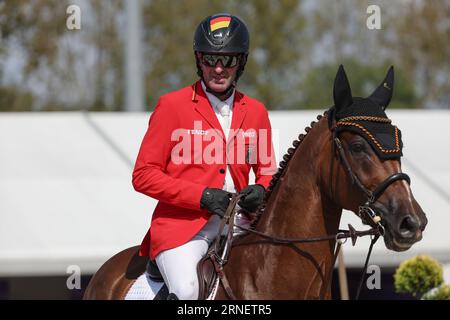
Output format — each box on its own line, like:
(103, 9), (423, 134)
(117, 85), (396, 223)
(125, 272), (165, 300)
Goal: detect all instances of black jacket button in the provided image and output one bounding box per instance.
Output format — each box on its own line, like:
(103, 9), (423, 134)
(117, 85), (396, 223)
(219, 168), (225, 174)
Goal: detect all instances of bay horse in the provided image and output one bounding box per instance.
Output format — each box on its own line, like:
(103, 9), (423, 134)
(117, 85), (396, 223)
(84, 65), (427, 300)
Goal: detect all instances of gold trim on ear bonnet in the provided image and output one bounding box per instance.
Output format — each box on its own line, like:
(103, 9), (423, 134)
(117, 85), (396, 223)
(331, 65), (403, 159)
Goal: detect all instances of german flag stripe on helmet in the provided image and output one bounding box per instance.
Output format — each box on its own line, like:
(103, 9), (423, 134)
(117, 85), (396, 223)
(210, 16), (231, 32)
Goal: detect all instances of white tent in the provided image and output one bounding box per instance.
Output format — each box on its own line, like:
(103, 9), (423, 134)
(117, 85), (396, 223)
(0, 110), (449, 276)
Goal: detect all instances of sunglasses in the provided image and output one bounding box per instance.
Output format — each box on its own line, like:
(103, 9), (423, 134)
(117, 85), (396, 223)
(201, 54), (240, 68)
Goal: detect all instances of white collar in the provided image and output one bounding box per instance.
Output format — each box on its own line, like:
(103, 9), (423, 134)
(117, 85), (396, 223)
(201, 81), (235, 113)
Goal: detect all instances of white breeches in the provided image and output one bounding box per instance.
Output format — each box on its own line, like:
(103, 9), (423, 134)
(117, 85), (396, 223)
(155, 210), (252, 300)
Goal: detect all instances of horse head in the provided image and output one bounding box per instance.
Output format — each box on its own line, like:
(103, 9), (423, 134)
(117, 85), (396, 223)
(327, 65), (427, 251)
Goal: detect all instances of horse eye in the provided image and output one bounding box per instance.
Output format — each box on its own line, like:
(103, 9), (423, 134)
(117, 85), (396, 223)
(351, 142), (364, 153)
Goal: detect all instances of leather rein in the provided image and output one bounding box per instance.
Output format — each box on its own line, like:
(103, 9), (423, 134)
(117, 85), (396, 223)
(210, 115), (411, 300)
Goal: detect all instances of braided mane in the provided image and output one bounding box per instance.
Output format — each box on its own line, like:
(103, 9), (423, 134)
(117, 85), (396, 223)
(250, 110), (330, 228)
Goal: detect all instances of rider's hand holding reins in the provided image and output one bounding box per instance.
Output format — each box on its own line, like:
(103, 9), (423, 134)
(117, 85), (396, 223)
(200, 188), (232, 218)
(238, 184), (265, 213)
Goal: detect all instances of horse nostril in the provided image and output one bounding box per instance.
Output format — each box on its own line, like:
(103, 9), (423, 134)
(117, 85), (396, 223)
(399, 215), (419, 238)
(420, 215), (428, 231)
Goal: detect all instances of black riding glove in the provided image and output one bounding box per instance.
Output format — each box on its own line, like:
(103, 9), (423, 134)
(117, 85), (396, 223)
(200, 188), (232, 218)
(238, 184), (265, 213)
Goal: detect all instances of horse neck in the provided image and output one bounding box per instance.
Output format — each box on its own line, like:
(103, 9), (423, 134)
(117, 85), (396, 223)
(223, 115), (344, 299)
(257, 117), (342, 238)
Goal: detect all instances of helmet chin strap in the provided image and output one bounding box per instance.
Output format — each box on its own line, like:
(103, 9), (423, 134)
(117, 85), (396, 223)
(204, 81), (236, 100)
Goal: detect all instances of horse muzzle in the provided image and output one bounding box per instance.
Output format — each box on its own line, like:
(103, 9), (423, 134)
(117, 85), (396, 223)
(381, 211), (427, 252)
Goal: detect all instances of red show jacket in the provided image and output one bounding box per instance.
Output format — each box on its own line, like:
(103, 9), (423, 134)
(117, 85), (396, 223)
(132, 81), (276, 260)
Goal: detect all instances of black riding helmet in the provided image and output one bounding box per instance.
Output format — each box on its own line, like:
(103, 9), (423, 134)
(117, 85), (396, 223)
(193, 13), (250, 94)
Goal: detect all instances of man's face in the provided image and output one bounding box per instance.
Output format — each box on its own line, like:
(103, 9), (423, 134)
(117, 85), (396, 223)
(197, 52), (240, 93)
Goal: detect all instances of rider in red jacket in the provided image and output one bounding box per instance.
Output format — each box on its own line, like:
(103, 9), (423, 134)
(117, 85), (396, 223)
(132, 13), (276, 300)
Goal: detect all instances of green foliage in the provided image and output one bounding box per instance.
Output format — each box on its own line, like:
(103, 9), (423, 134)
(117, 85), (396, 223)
(394, 255), (444, 297)
(0, 87), (34, 111)
(0, 0), (124, 112)
(0, 0), (448, 111)
(142, 0), (306, 111)
(422, 285), (450, 300)
(0, 0), (68, 73)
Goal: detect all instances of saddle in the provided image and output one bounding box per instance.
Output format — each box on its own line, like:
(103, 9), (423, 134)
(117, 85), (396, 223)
(145, 239), (229, 299)
(147, 195), (245, 300)
(197, 245), (221, 299)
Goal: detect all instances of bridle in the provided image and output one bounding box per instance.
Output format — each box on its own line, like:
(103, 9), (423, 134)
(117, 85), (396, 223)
(209, 113), (411, 300)
(329, 115), (411, 298)
(330, 123), (411, 233)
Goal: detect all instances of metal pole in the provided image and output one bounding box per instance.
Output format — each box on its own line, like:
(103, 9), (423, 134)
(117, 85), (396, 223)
(338, 248), (349, 300)
(125, 0), (144, 111)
